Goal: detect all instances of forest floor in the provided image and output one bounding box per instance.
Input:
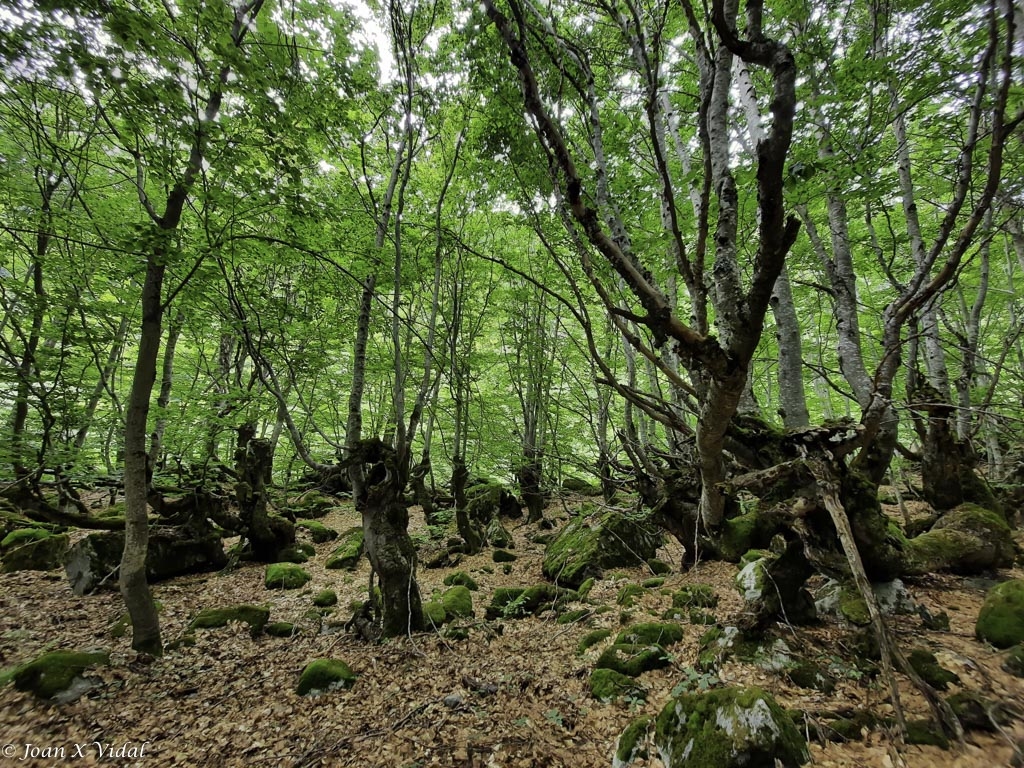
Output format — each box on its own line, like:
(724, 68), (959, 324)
(0, 495), (1023, 768)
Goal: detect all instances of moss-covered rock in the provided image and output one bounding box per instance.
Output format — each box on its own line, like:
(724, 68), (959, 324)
(946, 691), (1011, 732)
(467, 481), (522, 520)
(1003, 643), (1024, 677)
(672, 585), (718, 609)
(296, 659), (357, 695)
(266, 622), (297, 637)
(642, 577), (666, 589)
(734, 543), (816, 627)
(286, 491), (337, 519)
(492, 548), (517, 563)
(718, 513), (762, 562)
(424, 600), (447, 626)
(1, 527), (51, 550)
(64, 526), (226, 595)
(617, 583), (645, 607)
(485, 518), (513, 549)
(596, 643), (671, 677)
(904, 719), (949, 749)
(904, 503), (1016, 576)
(786, 660), (835, 693)
(590, 668), (645, 702)
(838, 586), (870, 626)
(654, 686), (809, 768)
(647, 558), (672, 576)
(542, 507), (662, 588)
(562, 476), (602, 496)
(578, 628), (613, 655)
(1, 532), (69, 572)
(443, 571), (479, 591)
(976, 579), (1024, 648)
(577, 577), (596, 599)
(296, 520), (338, 543)
(12, 650), (110, 702)
(556, 608), (593, 625)
(325, 526), (364, 570)
(441, 585), (474, 619)
(264, 562), (311, 590)
(615, 715), (652, 768)
(277, 541), (316, 564)
(907, 648), (959, 690)
(616, 622), (684, 647)
(189, 605), (270, 637)
(313, 589), (338, 608)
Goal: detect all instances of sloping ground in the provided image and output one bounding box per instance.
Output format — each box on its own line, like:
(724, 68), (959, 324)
(0, 499), (1022, 768)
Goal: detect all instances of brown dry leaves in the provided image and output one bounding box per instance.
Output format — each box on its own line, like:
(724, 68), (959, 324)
(0, 503), (1022, 767)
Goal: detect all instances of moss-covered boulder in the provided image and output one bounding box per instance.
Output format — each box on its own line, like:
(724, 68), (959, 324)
(264, 562), (311, 590)
(578, 628), (613, 655)
(562, 476), (602, 496)
(64, 527), (226, 595)
(441, 585), (474, 619)
(542, 507), (662, 588)
(266, 622), (297, 637)
(734, 543), (815, 627)
(596, 643), (671, 677)
(647, 558), (672, 576)
(673, 585), (718, 609)
(12, 650), (110, 702)
(277, 541), (316, 564)
(296, 659), (357, 695)
(492, 548), (517, 563)
(443, 571), (479, 591)
(325, 526), (364, 570)
(590, 668), (645, 702)
(189, 605), (270, 637)
(1003, 644), (1024, 677)
(907, 648), (959, 690)
(718, 513), (762, 562)
(615, 715), (652, 768)
(286, 491), (337, 519)
(1, 527), (51, 550)
(1, 532), (69, 573)
(424, 600), (447, 626)
(654, 686), (809, 768)
(976, 579), (1024, 648)
(485, 518), (513, 549)
(904, 503), (1016, 576)
(296, 520), (338, 543)
(467, 481), (522, 520)
(617, 583), (645, 607)
(313, 589), (338, 608)
(616, 622), (684, 647)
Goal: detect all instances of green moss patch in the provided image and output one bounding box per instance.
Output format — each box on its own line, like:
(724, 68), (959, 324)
(325, 526), (364, 570)
(596, 643), (671, 677)
(672, 584), (718, 609)
(296, 659), (357, 695)
(264, 562), (311, 590)
(424, 600), (447, 626)
(189, 605), (270, 637)
(907, 648), (959, 691)
(492, 548), (517, 563)
(484, 584), (576, 619)
(441, 585), (474, 619)
(12, 650), (110, 701)
(296, 520), (338, 543)
(590, 668), (645, 702)
(615, 715), (652, 766)
(266, 622), (297, 637)
(443, 571), (479, 591)
(617, 583), (645, 607)
(647, 558), (671, 575)
(542, 507), (661, 588)
(976, 579), (1024, 648)
(577, 629), (612, 655)
(313, 589), (338, 608)
(616, 622), (684, 647)
(1, 527), (51, 550)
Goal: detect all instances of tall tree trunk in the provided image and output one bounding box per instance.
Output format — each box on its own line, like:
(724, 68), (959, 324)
(121, 256), (165, 656)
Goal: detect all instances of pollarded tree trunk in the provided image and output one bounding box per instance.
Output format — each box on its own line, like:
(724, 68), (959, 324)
(349, 439), (423, 637)
(234, 424), (294, 561)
